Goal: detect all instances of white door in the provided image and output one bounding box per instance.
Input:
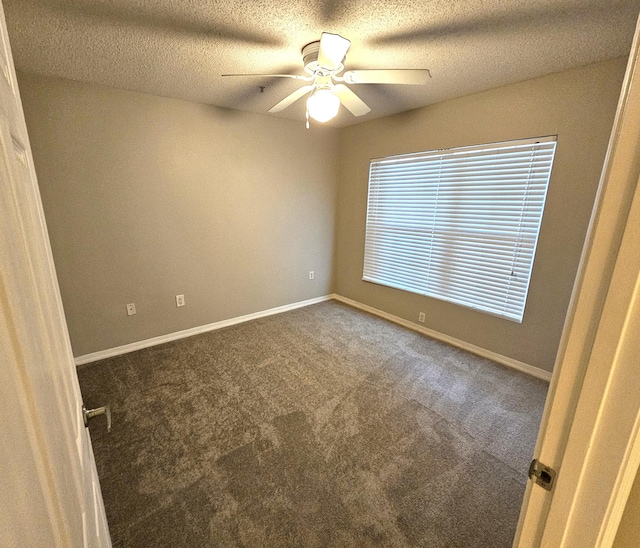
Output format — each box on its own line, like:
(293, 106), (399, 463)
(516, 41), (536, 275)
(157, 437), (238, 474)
(0, 1), (110, 546)
(514, 13), (640, 548)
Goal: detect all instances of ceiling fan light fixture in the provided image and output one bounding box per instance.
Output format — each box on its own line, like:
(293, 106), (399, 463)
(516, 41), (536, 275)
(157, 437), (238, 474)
(307, 87), (340, 123)
(224, 32), (430, 124)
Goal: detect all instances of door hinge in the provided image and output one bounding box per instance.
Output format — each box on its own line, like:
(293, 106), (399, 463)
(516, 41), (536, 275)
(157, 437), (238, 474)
(528, 458), (557, 491)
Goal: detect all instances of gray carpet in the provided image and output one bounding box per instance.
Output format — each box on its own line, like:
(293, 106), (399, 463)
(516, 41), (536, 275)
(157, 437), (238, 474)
(77, 301), (548, 547)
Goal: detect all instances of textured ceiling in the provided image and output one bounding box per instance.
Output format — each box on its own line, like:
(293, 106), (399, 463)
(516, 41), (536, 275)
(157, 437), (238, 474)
(4, 0), (640, 127)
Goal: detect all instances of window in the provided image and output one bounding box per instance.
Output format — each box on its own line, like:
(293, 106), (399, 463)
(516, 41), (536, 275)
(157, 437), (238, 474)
(363, 136), (557, 322)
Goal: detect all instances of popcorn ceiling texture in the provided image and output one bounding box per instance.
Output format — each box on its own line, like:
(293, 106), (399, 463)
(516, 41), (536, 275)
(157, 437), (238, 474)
(4, 0), (640, 126)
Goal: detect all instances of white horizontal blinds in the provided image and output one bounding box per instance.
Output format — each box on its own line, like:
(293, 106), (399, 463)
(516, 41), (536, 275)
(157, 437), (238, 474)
(363, 136), (557, 322)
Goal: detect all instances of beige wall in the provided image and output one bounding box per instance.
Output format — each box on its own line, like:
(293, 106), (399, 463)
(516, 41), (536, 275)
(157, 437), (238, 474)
(335, 58), (627, 372)
(19, 59), (626, 368)
(18, 73), (338, 357)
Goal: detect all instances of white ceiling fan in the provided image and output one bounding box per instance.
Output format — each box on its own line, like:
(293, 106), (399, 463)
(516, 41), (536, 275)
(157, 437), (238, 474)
(223, 32), (431, 127)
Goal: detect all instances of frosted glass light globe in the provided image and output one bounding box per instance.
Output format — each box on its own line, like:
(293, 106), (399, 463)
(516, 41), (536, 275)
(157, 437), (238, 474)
(307, 88), (340, 122)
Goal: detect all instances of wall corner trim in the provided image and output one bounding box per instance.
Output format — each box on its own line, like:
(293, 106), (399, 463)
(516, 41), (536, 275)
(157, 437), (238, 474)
(74, 295), (334, 366)
(332, 294), (553, 382)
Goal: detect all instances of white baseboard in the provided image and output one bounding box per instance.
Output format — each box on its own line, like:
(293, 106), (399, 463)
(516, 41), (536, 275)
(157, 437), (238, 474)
(74, 295), (334, 366)
(332, 294), (552, 382)
(76, 293), (552, 383)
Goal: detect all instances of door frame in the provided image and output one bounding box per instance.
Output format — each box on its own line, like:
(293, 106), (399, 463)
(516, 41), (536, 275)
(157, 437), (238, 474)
(0, 0), (110, 544)
(515, 13), (640, 547)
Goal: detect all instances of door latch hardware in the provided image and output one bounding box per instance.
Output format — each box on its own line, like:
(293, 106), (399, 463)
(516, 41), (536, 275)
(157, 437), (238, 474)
(528, 458), (556, 491)
(82, 405), (112, 433)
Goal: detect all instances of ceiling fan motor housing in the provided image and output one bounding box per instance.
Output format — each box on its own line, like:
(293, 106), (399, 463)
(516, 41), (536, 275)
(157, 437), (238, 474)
(302, 41), (344, 76)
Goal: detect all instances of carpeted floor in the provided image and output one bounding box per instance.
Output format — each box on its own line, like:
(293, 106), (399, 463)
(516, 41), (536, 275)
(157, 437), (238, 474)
(78, 301), (548, 547)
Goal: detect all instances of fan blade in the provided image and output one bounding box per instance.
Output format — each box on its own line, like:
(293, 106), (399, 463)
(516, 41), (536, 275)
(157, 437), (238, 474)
(222, 73), (312, 81)
(333, 84), (371, 117)
(268, 85), (315, 113)
(317, 32), (351, 70)
(343, 69), (431, 85)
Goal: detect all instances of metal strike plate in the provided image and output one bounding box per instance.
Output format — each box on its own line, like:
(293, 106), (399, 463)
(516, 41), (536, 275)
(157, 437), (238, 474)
(528, 458), (556, 491)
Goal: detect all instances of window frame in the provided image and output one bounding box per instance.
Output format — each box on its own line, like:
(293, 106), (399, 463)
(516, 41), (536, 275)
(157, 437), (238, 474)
(362, 136), (558, 323)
